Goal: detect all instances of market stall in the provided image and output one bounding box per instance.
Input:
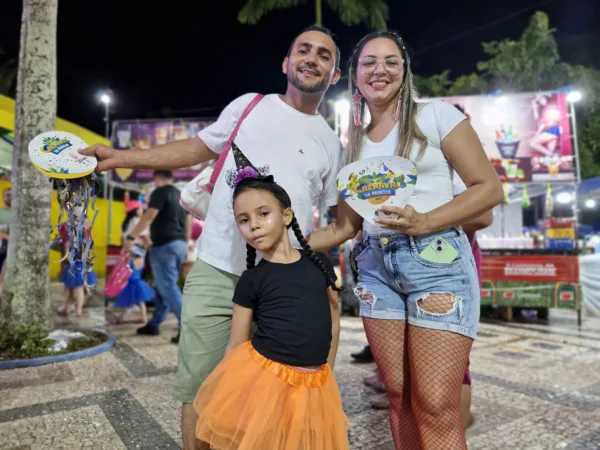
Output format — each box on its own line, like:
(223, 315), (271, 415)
(434, 88), (583, 324)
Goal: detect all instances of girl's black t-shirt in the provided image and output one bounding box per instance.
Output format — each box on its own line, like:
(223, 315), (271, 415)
(232, 251), (336, 367)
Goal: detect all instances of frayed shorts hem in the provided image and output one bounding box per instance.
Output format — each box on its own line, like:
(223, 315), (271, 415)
(359, 309), (477, 339)
(359, 309), (406, 321)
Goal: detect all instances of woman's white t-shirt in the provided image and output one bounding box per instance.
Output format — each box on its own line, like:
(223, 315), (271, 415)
(359, 101), (466, 235)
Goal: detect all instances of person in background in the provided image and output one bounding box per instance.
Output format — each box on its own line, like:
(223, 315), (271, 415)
(123, 170), (191, 343)
(181, 218), (203, 281)
(121, 199), (151, 249)
(0, 188), (12, 293)
(111, 244), (155, 325)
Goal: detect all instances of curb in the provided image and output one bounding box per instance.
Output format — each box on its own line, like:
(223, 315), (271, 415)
(0, 328), (116, 370)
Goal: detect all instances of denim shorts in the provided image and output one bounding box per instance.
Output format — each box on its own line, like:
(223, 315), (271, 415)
(352, 228), (480, 339)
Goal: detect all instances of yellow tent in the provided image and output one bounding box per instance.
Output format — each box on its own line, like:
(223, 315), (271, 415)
(0, 94), (125, 280)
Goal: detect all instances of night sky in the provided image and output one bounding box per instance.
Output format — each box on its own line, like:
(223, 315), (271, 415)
(0, 0), (598, 136)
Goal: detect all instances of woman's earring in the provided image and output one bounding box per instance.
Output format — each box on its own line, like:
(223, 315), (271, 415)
(351, 90), (364, 127)
(393, 96), (402, 120)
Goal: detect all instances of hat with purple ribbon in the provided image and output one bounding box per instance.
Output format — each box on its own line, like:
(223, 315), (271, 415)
(225, 142), (272, 188)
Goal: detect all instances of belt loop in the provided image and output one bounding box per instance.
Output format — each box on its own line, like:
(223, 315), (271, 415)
(454, 226), (463, 236)
(409, 235), (417, 250)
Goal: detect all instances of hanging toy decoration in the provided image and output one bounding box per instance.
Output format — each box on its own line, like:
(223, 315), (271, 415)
(521, 183), (531, 209)
(29, 131), (99, 290)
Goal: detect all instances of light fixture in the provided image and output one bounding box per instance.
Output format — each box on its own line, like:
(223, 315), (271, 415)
(556, 192), (573, 204)
(100, 93), (111, 105)
(567, 91), (582, 103)
(585, 199), (596, 209)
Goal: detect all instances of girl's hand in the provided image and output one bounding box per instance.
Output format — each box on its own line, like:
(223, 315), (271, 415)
(374, 205), (430, 236)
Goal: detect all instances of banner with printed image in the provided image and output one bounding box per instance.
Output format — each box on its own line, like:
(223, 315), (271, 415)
(437, 91), (574, 182)
(111, 118), (215, 183)
(335, 90), (575, 182)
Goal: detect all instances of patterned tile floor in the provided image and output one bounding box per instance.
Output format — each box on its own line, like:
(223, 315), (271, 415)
(2, 290), (600, 449)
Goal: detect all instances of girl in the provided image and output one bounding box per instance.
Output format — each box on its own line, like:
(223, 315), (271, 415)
(307, 32), (503, 449)
(121, 200), (150, 249)
(110, 244), (154, 325)
(192, 156), (349, 450)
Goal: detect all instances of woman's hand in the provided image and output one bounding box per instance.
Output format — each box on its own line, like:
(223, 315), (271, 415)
(374, 205), (430, 236)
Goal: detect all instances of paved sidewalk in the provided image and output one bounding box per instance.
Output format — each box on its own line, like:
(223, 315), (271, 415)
(2, 305), (600, 449)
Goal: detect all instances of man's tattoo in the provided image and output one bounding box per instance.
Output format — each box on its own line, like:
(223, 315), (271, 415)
(324, 223), (337, 233)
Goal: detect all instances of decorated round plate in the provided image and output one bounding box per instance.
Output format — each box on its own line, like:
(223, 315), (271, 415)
(337, 156), (417, 224)
(29, 131), (97, 179)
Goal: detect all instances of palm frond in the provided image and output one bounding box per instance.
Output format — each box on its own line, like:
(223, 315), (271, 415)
(238, 0), (307, 25)
(327, 0), (388, 31)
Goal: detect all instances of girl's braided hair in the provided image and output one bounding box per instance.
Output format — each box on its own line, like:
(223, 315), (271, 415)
(233, 177), (342, 292)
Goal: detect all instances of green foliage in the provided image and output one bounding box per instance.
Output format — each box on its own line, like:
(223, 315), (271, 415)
(0, 324), (52, 360)
(415, 11), (600, 179)
(0, 325), (107, 360)
(238, 0), (388, 30)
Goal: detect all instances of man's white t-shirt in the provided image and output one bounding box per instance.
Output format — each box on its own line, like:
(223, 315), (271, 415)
(359, 101), (466, 235)
(197, 93), (342, 276)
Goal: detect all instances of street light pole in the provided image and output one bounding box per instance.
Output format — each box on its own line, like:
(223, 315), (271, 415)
(569, 100), (582, 185)
(99, 92), (113, 257)
(567, 90), (583, 328)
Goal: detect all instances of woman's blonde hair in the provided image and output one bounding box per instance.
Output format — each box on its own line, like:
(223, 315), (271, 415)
(346, 31), (427, 165)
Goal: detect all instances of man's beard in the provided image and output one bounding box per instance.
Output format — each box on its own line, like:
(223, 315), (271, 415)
(288, 68), (330, 94)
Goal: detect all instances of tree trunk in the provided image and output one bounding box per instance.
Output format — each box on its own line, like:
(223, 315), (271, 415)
(0, 0), (57, 328)
(315, 0), (322, 26)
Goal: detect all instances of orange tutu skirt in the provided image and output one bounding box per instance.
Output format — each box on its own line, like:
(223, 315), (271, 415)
(193, 341), (350, 450)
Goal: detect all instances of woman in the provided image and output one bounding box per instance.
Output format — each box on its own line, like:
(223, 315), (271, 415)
(308, 32), (503, 449)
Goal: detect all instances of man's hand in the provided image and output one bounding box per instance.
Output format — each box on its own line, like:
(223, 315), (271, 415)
(79, 144), (123, 172)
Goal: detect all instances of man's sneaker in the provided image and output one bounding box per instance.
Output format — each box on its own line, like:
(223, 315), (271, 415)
(136, 324), (160, 336)
(351, 345), (374, 363)
(171, 331), (180, 344)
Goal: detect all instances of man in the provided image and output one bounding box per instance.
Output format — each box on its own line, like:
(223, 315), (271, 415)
(124, 170), (191, 343)
(80, 25), (342, 449)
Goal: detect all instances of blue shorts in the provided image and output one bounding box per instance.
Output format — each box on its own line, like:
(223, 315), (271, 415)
(353, 228), (480, 339)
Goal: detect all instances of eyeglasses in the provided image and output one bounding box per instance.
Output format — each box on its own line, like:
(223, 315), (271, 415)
(357, 56), (404, 73)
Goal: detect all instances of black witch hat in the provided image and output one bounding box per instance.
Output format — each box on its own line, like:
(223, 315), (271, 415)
(225, 142), (272, 188)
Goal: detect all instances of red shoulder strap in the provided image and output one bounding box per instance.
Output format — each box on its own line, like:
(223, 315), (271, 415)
(208, 94), (264, 190)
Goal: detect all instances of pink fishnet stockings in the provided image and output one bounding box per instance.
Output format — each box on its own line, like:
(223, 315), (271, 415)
(363, 318), (420, 449)
(364, 294), (472, 450)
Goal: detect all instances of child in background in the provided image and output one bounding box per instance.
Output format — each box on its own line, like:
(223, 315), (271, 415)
(57, 219), (98, 318)
(111, 244), (154, 324)
(193, 146), (349, 450)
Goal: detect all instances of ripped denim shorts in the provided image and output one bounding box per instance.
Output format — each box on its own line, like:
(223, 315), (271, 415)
(352, 227), (480, 339)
